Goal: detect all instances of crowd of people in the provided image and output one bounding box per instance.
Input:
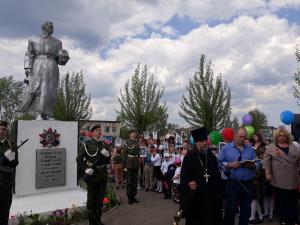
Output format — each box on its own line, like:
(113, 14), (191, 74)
(110, 134), (188, 204)
(1, 118), (299, 225)
(109, 126), (300, 225)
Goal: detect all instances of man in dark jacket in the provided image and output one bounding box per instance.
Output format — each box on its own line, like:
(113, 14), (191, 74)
(180, 127), (223, 225)
(0, 121), (18, 225)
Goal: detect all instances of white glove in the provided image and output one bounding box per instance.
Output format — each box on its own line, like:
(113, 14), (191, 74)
(123, 168), (127, 172)
(85, 168), (94, 176)
(4, 149), (15, 162)
(101, 149), (110, 158)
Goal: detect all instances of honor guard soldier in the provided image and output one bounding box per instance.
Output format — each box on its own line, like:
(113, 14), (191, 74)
(0, 121), (18, 225)
(77, 124), (110, 225)
(122, 129), (140, 204)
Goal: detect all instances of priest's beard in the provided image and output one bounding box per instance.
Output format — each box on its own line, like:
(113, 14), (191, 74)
(194, 145), (207, 155)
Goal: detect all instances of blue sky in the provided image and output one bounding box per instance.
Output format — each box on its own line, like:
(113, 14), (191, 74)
(0, 0), (300, 128)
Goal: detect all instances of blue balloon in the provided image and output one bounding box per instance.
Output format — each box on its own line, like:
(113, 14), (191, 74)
(189, 135), (194, 145)
(280, 110), (294, 125)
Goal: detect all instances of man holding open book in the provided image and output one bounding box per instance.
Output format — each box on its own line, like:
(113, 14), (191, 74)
(219, 127), (258, 225)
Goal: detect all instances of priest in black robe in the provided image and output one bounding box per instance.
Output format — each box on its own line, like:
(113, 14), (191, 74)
(180, 127), (223, 225)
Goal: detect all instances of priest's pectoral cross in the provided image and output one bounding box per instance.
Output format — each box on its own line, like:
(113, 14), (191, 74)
(203, 170), (210, 182)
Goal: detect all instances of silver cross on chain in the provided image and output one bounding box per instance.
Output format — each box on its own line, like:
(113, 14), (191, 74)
(197, 152), (210, 183)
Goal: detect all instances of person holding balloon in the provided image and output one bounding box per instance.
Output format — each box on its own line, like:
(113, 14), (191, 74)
(264, 127), (300, 225)
(219, 127), (257, 225)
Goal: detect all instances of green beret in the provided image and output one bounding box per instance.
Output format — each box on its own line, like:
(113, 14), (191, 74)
(90, 124), (101, 132)
(0, 121), (8, 127)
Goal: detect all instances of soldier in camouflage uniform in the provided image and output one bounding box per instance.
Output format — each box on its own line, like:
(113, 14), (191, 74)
(77, 124), (110, 225)
(122, 129), (140, 204)
(0, 121), (18, 225)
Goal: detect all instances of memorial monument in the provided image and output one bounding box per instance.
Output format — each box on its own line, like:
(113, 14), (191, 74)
(21, 21), (69, 120)
(11, 22), (85, 217)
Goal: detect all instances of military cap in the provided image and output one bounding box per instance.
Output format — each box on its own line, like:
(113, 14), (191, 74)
(129, 129), (137, 134)
(0, 121), (8, 127)
(191, 127), (208, 143)
(90, 124), (101, 132)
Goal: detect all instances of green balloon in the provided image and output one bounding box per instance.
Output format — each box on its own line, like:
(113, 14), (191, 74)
(245, 125), (255, 139)
(209, 131), (222, 145)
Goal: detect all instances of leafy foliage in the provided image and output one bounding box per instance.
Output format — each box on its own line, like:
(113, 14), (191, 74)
(248, 108), (268, 132)
(117, 65), (167, 134)
(293, 48), (300, 106)
(179, 55), (232, 132)
(231, 116), (240, 132)
(54, 71), (92, 121)
(0, 76), (23, 123)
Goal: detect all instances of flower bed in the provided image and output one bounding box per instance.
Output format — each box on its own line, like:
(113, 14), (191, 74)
(13, 185), (120, 225)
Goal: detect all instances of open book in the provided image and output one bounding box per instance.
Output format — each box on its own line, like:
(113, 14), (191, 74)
(237, 159), (261, 166)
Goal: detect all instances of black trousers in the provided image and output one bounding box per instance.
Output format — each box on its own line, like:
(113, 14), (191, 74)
(224, 180), (253, 225)
(87, 181), (107, 225)
(0, 189), (12, 225)
(275, 187), (299, 224)
(163, 175), (172, 198)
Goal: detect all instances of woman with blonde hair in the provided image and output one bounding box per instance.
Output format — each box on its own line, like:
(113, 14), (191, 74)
(264, 127), (300, 225)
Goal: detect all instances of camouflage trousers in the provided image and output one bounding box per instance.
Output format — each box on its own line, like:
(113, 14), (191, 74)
(126, 168), (139, 199)
(87, 181), (107, 225)
(0, 188), (12, 225)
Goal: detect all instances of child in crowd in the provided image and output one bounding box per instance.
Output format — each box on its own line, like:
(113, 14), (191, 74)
(113, 146), (124, 189)
(151, 146), (162, 193)
(161, 153), (174, 199)
(172, 158), (181, 203)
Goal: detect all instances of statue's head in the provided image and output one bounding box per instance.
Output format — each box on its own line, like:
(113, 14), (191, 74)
(42, 21), (54, 35)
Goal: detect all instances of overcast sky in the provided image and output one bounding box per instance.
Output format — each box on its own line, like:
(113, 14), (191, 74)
(1, 0), (300, 128)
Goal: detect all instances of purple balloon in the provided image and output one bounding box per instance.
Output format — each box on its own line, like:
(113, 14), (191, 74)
(242, 114), (253, 125)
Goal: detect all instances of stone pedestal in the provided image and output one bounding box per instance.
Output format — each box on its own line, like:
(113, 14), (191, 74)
(10, 120), (86, 215)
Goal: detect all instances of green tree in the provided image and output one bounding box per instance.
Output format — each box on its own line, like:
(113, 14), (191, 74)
(54, 71), (92, 121)
(248, 108), (267, 132)
(293, 48), (300, 105)
(0, 76), (23, 123)
(117, 65), (167, 134)
(231, 116), (240, 132)
(148, 105), (169, 137)
(179, 55), (232, 132)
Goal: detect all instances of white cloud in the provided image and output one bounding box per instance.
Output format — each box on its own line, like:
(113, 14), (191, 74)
(0, 5), (300, 128)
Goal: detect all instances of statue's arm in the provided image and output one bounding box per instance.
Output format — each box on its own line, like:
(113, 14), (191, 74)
(24, 39), (35, 76)
(56, 40), (70, 66)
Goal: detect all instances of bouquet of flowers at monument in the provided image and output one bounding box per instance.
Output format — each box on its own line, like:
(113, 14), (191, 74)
(102, 185), (120, 212)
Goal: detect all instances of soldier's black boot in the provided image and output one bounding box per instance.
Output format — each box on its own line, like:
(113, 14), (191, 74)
(132, 197), (140, 203)
(128, 197), (133, 205)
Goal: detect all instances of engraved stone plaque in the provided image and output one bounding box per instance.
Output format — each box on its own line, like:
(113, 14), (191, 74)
(36, 148), (66, 189)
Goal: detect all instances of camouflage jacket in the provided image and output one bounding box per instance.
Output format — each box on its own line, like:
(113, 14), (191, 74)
(76, 138), (110, 183)
(0, 139), (18, 190)
(122, 139), (140, 169)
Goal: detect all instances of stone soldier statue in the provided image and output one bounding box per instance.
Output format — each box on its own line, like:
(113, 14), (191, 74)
(76, 124), (110, 225)
(122, 129), (140, 204)
(0, 121), (18, 225)
(22, 21), (69, 120)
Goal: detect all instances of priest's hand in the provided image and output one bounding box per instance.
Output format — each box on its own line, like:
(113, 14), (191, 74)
(227, 162), (241, 169)
(188, 181), (197, 190)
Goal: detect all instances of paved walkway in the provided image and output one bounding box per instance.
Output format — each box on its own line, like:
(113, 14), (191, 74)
(78, 186), (280, 225)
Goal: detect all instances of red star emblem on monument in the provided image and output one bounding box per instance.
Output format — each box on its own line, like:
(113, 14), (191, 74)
(39, 127), (60, 147)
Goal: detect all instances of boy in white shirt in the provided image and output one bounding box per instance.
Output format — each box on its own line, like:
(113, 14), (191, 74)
(172, 158), (181, 203)
(161, 153), (173, 198)
(151, 146), (162, 192)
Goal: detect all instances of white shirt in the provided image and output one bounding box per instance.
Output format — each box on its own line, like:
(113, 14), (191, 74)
(151, 154), (161, 166)
(161, 160), (172, 174)
(173, 167), (181, 184)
